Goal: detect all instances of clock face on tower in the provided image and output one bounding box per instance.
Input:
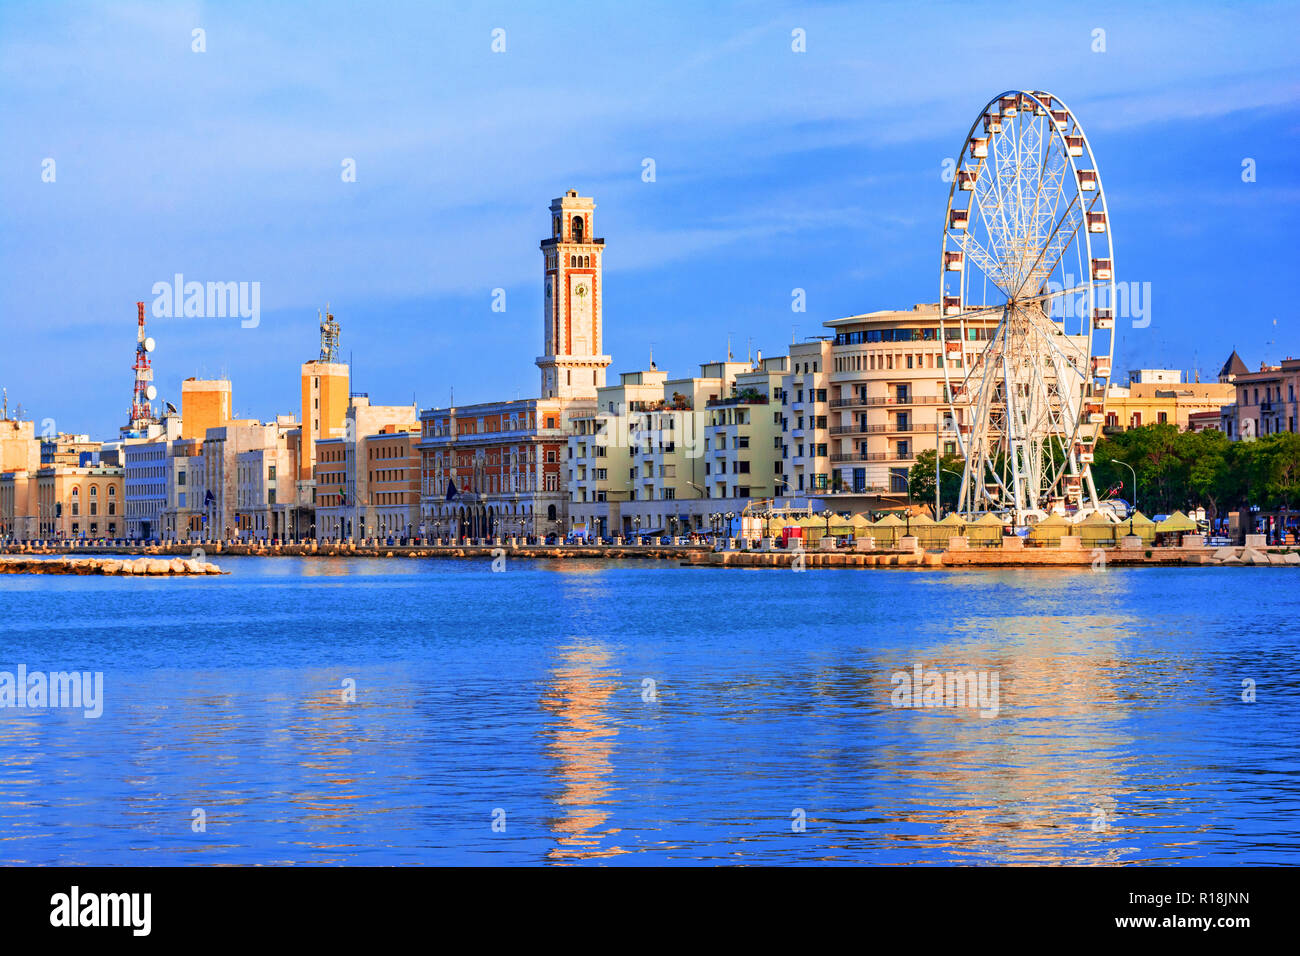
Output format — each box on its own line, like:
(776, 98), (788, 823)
(570, 277), (592, 356)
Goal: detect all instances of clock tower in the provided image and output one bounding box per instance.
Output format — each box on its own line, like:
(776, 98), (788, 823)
(537, 189), (611, 400)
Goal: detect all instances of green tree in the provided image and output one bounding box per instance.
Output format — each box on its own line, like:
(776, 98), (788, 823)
(910, 450), (965, 517)
(1182, 427), (1235, 523)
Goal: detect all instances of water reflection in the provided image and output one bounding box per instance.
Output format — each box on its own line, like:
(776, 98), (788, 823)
(866, 611), (1143, 864)
(540, 644), (625, 862)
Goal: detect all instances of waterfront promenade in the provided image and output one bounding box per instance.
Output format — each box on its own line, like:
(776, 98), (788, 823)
(3, 536), (1296, 569)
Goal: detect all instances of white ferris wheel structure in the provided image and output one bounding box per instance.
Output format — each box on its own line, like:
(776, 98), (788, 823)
(939, 89), (1117, 520)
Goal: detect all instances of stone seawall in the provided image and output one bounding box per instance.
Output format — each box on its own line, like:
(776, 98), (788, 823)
(693, 545), (1300, 569)
(1, 542), (700, 562)
(3, 542), (1295, 570)
(0, 555), (224, 576)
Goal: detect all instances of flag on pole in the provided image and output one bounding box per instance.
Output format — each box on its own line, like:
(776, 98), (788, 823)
(445, 478), (458, 501)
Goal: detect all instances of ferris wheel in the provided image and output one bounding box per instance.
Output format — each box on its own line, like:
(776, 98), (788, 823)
(939, 90), (1116, 519)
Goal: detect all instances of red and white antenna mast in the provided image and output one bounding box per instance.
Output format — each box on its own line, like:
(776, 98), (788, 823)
(127, 301), (157, 434)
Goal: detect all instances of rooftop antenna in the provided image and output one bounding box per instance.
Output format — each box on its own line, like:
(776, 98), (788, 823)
(2, 388), (7, 420)
(319, 303), (340, 363)
(649, 342), (655, 370)
(726, 333), (733, 361)
(127, 300), (157, 434)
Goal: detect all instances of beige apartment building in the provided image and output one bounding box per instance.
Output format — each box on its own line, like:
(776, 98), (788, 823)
(567, 367), (668, 539)
(1, 417), (126, 540)
(1222, 357), (1300, 440)
(35, 464), (124, 539)
(1101, 371), (1235, 434)
(0, 417), (40, 538)
(314, 396), (419, 540)
(235, 416), (301, 540)
(161, 438), (205, 539)
(823, 303), (1003, 505)
(706, 356), (787, 503)
(568, 357), (799, 538)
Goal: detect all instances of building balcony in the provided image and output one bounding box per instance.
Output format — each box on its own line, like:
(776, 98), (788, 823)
(830, 452), (916, 463)
(830, 395), (943, 408)
(830, 422), (938, 434)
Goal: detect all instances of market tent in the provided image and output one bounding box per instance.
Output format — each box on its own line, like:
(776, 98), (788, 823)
(1028, 513), (1071, 545)
(827, 512), (871, 536)
(1078, 510), (1119, 548)
(1155, 511), (1197, 534)
(966, 513), (1005, 547)
(870, 513), (906, 548)
(909, 514), (946, 549)
(935, 512), (967, 547)
(1124, 510), (1157, 544)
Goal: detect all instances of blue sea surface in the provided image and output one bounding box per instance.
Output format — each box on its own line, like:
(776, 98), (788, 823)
(1, 556), (1296, 865)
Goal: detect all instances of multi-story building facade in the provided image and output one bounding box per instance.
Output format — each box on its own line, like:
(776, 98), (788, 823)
(161, 438), (204, 539)
(0, 415), (40, 539)
(1101, 371), (1235, 434)
(707, 356), (787, 504)
(420, 398), (573, 540)
(234, 416), (301, 540)
(123, 439), (170, 539)
(822, 303), (981, 504)
(567, 367), (669, 539)
(567, 358), (794, 538)
(313, 397), (419, 539)
(779, 340), (833, 496)
(34, 464), (124, 539)
(1222, 358), (1300, 440)
(366, 429), (421, 538)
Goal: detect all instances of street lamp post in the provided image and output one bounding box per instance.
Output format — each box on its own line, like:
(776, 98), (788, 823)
(1116, 460), (1137, 535)
(938, 467), (962, 518)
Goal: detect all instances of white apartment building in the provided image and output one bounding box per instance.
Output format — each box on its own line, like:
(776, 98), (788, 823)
(778, 340), (833, 497)
(123, 440), (169, 540)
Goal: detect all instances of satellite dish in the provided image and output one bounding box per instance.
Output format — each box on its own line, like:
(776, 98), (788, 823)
(144, 337), (156, 353)
(146, 385), (158, 401)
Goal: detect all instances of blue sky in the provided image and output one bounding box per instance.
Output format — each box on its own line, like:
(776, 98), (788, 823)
(2, 0), (1297, 437)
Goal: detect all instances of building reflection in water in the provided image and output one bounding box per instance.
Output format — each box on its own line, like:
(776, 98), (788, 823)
(539, 642), (625, 862)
